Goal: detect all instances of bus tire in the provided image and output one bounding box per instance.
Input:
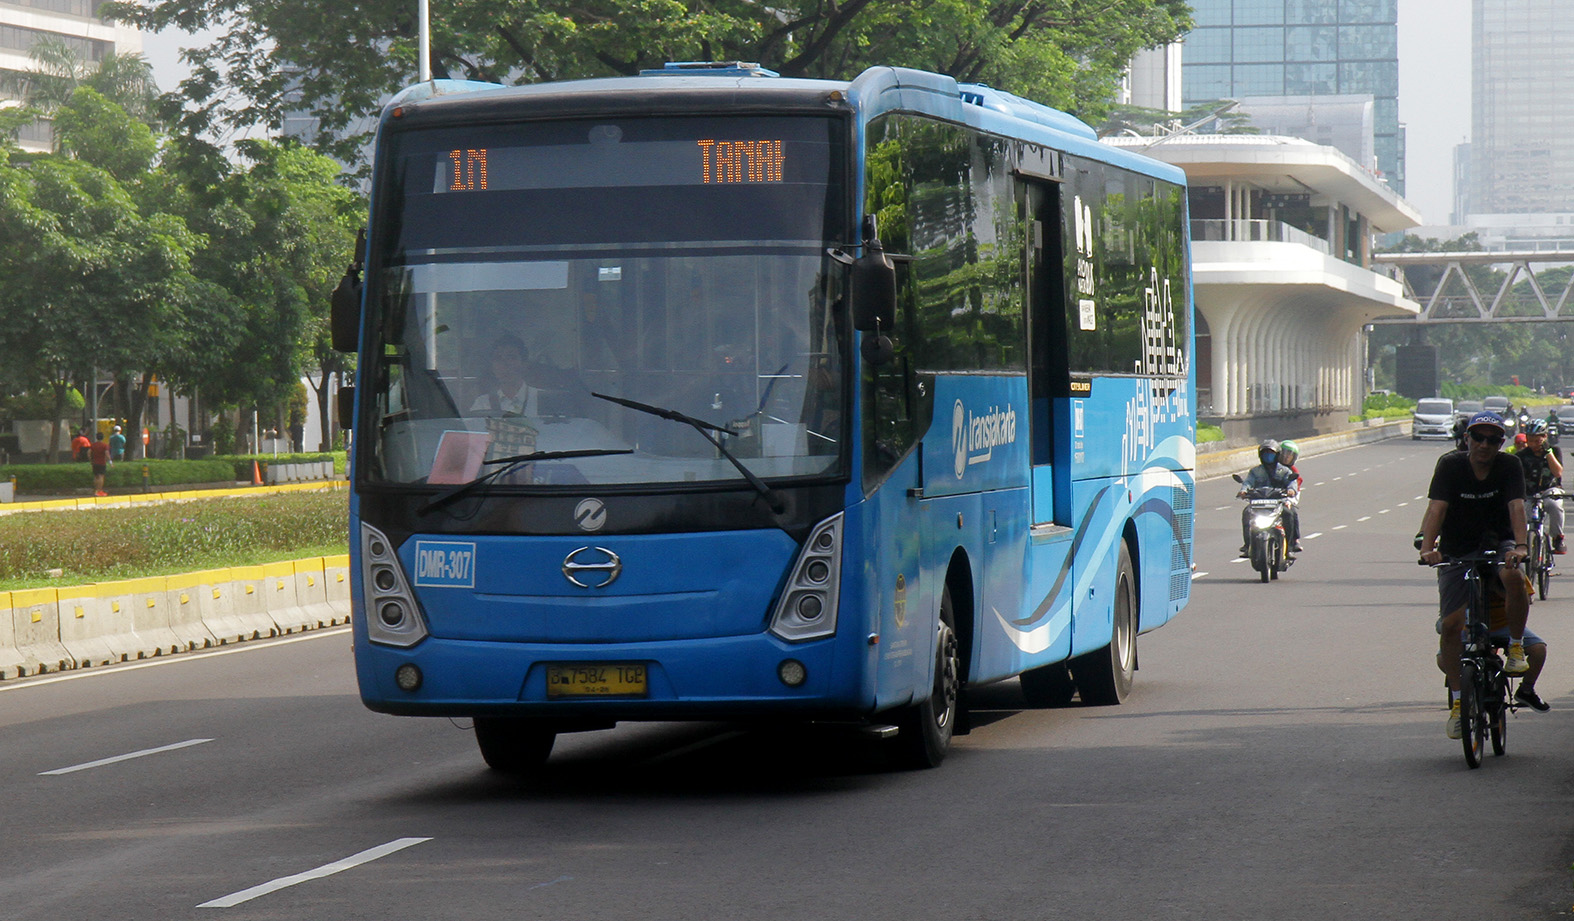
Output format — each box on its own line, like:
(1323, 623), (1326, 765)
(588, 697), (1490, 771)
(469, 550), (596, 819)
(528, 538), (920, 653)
(893, 583), (959, 769)
(1072, 541), (1136, 706)
(1020, 661), (1077, 707)
(474, 717), (556, 774)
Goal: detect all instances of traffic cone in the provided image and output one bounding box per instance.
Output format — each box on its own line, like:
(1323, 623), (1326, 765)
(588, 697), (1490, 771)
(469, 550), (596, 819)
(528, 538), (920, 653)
(251, 460), (262, 486)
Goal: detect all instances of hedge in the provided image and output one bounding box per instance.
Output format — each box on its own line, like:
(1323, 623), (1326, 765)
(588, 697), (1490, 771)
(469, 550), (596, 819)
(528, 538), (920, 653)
(0, 451), (346, 494)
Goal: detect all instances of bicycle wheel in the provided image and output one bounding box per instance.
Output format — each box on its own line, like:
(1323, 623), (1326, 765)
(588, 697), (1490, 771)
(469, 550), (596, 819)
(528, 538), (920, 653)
(1490, 692), (1508, 756)
(1460, 660), (1484, 769)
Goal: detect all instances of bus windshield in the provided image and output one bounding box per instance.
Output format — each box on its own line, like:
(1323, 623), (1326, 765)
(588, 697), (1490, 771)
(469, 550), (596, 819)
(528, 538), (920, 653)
(362, 114), (850, 491)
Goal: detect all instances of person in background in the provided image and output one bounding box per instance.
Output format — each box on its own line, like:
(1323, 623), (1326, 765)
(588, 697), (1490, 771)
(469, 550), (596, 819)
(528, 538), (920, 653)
(109, 425), (126, 463)
(71, 426), (91, 462)
(89, 430), (111, 496)
(1277, 439), (1306, 551)
(1237, 440), (1300, 557)
(1518, 418), (1565, 554)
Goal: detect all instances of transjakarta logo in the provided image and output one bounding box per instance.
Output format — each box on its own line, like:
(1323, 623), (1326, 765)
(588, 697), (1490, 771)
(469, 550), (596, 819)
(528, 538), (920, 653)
(952, 399), (1018, 479)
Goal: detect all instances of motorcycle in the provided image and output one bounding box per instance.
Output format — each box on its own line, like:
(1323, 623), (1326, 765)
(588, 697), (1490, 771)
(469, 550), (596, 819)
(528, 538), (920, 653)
(1233, 473), (1295, 583)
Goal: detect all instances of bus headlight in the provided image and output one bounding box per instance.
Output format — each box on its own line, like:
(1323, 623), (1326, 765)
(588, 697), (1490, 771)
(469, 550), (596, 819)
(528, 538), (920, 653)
(360, 523), (430, 647)
(769, 514), (843, 642)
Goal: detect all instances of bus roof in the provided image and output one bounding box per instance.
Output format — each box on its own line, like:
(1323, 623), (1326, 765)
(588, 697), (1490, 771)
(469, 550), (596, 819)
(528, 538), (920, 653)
(383, 65), (1186, 186)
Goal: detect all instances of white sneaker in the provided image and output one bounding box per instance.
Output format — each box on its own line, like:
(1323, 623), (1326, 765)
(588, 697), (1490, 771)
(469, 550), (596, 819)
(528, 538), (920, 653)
(1505, 643), (1530, 675)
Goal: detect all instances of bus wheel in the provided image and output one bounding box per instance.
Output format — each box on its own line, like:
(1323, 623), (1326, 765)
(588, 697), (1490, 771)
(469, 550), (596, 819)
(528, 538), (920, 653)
(1072, 542), (1136, 706)
(1020, 662), (1077, 707)
(474, 717), (556, 774)
(894, 584), (959, 769)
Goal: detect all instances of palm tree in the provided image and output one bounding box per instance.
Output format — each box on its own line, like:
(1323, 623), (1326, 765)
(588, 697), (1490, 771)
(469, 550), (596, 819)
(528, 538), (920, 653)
(0, 37), (159, 147)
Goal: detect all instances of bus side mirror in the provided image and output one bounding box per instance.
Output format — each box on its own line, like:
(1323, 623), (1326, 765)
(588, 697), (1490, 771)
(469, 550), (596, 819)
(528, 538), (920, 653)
(851, 237), (896, 333)
(337, 386), (356, 430)
(331, 228), (366, 353)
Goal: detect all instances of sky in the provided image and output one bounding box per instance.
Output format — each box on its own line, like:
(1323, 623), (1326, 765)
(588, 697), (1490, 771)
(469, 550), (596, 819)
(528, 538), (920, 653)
(139, 2), (1474, 226)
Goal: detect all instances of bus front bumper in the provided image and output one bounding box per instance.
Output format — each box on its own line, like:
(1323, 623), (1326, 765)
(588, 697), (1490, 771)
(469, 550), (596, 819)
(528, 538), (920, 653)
(354, 631), (874, 720)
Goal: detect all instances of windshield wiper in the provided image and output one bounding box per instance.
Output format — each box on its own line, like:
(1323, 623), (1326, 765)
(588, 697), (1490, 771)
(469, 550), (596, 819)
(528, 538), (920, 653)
(592, 391), (786, 514)
(419, 448), (633, 515)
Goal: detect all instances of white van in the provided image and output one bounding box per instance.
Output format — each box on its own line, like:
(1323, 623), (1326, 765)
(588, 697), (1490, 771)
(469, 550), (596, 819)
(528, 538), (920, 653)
(1413, 398), (1455, 440)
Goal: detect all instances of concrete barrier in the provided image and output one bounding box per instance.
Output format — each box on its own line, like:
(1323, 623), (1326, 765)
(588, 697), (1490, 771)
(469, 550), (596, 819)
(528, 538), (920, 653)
(1197, 420), (1409, 481)
(260, 560), (306, 634)
(203, 566), (279, 643)
(99, 576), (184, 656)
(8, 588), (72, 675)
(290, 558), (339, 630)
(0, 592), (24, 678)
(0, 553), (354, 680)
(56, 584), (128, 668)
(165, 572), (219, 651)
(324, 555), (351, 623)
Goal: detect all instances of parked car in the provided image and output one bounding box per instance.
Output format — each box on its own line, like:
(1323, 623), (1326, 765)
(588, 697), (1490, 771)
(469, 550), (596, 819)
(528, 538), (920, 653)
(1412, 398), (1456, 440)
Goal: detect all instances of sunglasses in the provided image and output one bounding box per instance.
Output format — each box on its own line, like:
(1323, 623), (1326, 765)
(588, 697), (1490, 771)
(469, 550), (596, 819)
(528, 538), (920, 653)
(1469, 430), (1506, 446)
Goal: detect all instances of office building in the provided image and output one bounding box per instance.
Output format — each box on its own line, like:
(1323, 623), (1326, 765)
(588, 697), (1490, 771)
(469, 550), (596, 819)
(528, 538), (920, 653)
(1181, 0), (1403, 194)
(0, 0), (143, 152)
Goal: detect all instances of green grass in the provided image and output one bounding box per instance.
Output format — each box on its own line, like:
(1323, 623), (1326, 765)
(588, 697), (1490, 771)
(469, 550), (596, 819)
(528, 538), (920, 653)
(0, 490), (349, 591)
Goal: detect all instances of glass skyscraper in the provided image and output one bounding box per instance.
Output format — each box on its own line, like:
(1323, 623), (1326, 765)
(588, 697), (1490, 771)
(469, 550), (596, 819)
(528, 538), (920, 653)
(1181, 0), (1404, 194)
(1472, 0), (1574, 215)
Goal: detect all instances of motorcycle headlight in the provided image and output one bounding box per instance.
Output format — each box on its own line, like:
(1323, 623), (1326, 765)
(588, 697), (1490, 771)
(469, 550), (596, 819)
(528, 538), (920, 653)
(1252, 512), (1278, 529)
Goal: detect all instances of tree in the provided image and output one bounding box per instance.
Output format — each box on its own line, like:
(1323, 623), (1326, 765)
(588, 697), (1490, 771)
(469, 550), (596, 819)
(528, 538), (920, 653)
(104, 0), (1192, 178)
(0, 142), (202, 460)
(150, 138), (361, 448)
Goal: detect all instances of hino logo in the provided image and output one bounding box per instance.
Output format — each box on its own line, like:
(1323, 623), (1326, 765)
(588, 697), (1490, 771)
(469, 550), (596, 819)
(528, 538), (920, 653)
(575, 498), (607, 532)
(562, 546), (622, 589)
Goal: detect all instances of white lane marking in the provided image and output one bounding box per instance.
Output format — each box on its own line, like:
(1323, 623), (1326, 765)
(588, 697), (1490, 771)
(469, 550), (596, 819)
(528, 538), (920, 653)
(1314, 481), (1326, 487)
(1303, 532), (1323, 539)
(1333, 525), (1348, 530)
(197, 837), (432, 909)
(1357, 516), (1372, 522)
(39, 738), (213, 776)
(1333, 476), (1344, 481)
(1397, 501), (1409, 507)
(1379, 508), (1391, 514)
(0, 627), (351, 694)
(1214, 506), (1230, 511)
(1192, 571), (1209, 580)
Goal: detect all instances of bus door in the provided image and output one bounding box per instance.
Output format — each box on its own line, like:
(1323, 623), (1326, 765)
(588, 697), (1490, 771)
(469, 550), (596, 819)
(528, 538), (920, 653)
(1022, 178), (1067, 527)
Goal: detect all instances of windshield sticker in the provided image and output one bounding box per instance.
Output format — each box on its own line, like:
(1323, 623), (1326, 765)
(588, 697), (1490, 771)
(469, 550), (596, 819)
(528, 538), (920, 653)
(413, 541), (477, 588)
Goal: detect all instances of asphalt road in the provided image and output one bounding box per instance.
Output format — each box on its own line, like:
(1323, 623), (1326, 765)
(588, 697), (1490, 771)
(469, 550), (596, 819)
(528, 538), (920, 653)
(2, 438), (1572, 920)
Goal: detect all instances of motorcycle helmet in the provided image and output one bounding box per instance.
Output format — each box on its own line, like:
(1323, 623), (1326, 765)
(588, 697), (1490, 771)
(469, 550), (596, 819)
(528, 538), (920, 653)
(1278, 439), (1300, 463)
(1257, 439), (1279, 464)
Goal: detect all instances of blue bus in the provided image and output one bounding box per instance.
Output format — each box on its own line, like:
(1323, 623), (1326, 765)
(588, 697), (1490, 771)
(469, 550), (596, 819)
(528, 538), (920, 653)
(332, 62), (1195, 771)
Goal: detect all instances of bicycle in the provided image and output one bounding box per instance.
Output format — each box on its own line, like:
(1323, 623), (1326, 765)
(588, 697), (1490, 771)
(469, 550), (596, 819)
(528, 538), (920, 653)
(1424, 549), (1521, 768)
(1525, 488), (1562, 601)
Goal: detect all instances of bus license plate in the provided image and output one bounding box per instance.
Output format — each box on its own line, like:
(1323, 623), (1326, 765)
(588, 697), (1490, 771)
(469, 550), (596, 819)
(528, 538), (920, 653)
(546, 663), (648, 698)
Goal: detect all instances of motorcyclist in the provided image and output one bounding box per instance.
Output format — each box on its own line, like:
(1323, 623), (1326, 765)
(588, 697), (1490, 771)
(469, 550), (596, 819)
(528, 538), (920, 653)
(1519, 418), (1566, 554)
(1277, 439), (1306, 550)
(1237, 439), (1301, 557)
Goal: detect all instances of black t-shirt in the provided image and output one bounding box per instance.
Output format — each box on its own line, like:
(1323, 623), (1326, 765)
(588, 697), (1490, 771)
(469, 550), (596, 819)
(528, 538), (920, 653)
(1518, 445), (1562, 495)
(1428, 450), (1525, 557)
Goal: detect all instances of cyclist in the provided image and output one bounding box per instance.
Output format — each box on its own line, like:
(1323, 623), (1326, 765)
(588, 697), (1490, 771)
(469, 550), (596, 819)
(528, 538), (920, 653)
(1518, 418), (1565, 554)
(1237, 439), (1300, 557)
(1277, 439), (1306, 551)
(1418, 411), (1532, 739)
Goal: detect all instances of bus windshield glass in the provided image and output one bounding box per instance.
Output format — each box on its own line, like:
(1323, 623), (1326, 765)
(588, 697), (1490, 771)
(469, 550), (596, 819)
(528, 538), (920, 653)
(363, 114), (849, 491)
